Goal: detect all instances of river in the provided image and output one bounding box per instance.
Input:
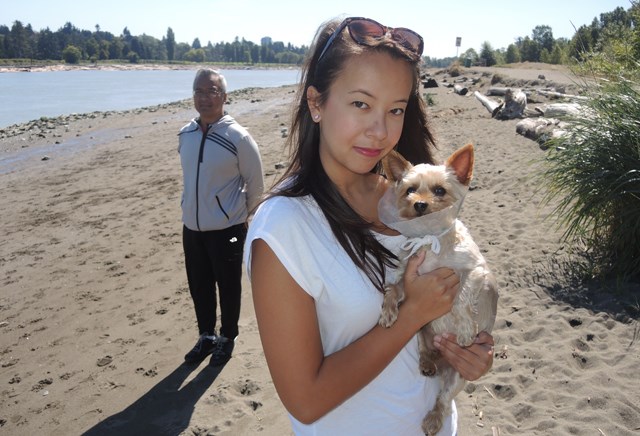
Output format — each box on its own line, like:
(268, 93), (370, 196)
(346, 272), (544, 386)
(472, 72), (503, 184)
(0, 68), (300, 129)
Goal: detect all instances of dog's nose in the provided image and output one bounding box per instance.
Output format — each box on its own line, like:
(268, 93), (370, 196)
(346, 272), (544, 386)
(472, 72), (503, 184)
(414, 202), (427, 215)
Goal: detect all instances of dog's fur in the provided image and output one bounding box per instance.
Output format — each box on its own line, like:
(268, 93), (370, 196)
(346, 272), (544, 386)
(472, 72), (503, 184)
(379, 144), (498, 435)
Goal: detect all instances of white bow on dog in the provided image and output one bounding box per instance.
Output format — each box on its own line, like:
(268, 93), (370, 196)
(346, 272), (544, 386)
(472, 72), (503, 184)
(399, 226), (453, 257)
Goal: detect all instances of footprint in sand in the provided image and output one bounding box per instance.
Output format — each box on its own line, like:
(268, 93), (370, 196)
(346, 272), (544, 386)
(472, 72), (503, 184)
(96, 355), (112, 367)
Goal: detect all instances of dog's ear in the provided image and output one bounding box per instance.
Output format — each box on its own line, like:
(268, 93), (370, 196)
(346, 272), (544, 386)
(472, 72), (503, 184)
(446, 144), (474, 186)
(382, 150), (412, 182)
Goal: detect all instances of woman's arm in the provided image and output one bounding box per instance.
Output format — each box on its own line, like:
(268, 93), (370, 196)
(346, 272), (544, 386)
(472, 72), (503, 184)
(251, 239), (459, 424)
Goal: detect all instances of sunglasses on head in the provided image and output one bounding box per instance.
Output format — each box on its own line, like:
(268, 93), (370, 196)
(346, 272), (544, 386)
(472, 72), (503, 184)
(317, 17), (424, 62)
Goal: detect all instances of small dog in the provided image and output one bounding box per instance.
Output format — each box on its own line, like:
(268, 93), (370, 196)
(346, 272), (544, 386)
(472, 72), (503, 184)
(378, 144), (498, 435)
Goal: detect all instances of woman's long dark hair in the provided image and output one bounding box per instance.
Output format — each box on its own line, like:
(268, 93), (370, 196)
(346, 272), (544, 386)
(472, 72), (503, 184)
(266, 17), (437, 292)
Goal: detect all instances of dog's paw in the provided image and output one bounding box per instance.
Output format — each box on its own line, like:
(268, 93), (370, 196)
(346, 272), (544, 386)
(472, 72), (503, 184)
(378, 309), (398, 328)
(457, 334), (475, 347)
(456, 326), (477, 347)
(422, 411), (444, 436)
(420, 360), (437, 377)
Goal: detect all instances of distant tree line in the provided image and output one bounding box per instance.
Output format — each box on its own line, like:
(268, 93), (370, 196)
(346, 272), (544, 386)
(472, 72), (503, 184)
(425, 4), (639, 69)
(0, 21), (307, 65)
(2, 3), (638, 69)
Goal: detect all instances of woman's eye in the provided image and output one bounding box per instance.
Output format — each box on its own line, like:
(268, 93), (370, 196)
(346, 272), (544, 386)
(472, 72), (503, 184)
(391, 108), (405, 115)
(406, 187), (417, 196)
(434, 186), (446, 196)
(353, 101), (369, 109)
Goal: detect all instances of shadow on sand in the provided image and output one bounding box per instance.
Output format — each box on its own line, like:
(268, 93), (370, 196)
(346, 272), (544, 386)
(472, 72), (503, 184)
(82, 361), (223, 435)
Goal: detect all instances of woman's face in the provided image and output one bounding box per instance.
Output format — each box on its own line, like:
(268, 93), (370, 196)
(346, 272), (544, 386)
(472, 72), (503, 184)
(310, 51), (414, 183)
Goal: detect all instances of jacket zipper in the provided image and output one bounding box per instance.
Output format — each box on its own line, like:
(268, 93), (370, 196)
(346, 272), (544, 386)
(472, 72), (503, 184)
(195, 125), (208, 231)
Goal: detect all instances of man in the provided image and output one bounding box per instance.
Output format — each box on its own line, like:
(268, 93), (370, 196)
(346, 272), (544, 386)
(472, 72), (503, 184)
(178, 68), (264, 366)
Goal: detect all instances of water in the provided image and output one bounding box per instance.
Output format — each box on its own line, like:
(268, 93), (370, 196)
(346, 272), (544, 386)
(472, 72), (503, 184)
(0, 68), (300, 128)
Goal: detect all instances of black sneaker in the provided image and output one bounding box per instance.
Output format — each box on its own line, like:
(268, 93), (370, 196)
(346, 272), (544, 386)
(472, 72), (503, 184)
(209, 335), (235, 367)
(184, 333), (218, 363)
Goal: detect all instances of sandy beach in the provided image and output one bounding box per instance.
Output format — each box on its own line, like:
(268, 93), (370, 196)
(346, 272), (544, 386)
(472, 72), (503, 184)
(1, 64), (638, 436)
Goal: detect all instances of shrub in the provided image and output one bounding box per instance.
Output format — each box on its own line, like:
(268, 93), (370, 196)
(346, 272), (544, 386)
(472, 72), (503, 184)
(540, 77), (640, 281)
(448, 60), (461, 77)
(62, 45), (82, 64)
(422, 93), (436, 106)
(127, 52), (139, 64)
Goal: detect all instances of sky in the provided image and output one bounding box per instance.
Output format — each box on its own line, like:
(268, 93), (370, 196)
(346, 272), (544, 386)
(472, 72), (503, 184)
(3, 0), (633, 59)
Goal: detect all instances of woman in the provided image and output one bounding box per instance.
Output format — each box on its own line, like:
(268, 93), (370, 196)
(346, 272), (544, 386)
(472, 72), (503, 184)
(244, 17), (494, 435)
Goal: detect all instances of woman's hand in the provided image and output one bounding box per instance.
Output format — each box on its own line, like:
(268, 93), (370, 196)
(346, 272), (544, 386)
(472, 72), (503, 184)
(400, 251), (460, 330)
(434, 331), (495, 381)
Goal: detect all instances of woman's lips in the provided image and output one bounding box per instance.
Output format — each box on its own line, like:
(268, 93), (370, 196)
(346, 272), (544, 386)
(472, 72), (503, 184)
(354, 147), (383, 158)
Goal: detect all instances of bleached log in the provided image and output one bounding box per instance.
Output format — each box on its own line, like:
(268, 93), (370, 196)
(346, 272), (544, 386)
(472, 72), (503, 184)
(538, 103), (581, 117)
(453, 84), (468, 96)
(537, 90), (588, 101)
(486, 87), (512, 96)
(474, 91), (500, 115)
(515, 117), (569, 143)
(493, 88), (528, 120)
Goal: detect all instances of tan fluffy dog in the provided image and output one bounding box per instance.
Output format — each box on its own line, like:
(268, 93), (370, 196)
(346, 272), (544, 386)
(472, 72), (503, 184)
(378, 144), (498, 435)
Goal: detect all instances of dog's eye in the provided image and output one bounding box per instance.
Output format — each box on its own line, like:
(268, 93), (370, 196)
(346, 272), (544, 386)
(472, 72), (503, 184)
(434, 186), (446, 196)
(406, 187), (417, 196)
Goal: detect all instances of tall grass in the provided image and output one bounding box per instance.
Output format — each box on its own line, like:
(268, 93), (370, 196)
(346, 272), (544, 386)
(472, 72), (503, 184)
(540, 77), (640, 281)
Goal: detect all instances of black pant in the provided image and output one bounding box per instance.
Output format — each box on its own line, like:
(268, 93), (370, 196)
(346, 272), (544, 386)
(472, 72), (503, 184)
(182, 223), (247, 339)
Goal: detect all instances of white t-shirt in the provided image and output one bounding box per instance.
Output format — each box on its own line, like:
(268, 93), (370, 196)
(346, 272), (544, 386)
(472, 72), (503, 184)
(244, 194), (456, 436)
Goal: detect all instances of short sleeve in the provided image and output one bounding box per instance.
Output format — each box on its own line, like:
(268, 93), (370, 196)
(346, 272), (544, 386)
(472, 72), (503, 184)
(244, 195), (342, 299)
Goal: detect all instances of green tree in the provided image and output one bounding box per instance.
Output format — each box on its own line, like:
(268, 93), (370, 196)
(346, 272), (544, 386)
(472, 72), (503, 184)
(98, 40), (110, 60)
(121, 27), (132, 43)
(166, 27), (175, 61)
(539, 48), (551, 63)
(532, 25), (554, 52)
(192, 37), (201, 49)
(569, 24), (594, 60)
(183, 47), (205, 62)
(108, 37), (124, 59)
(8, 20), (30, 58)
(130, 36), (144, 58)
(460, 48), (478, 64)
(599, 6), (631, 28)
(518, 36), (540, 62)
(479, 41), (497, 66)
(127, 50), (139, 63)
(37, 27), (60, 59)
(85, 37), (99, 59)
(505, 44), (520, 63)
(275, 51), (302, 64)
(549, 42), (566, 64)
(174, 42), (191, 60)
(62, 44), (81, 63)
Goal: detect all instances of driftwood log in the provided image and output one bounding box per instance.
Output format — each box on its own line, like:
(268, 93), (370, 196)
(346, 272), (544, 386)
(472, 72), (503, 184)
(422, 78), (438, 88)
(471, 83), (590, 144)
(536, 102), (582, 117)
(486, 87), (517, 96)
(474, 91), (501, 114)
(453, 84), (468, 96)
(474, 89), (534, 119)
(537, 90), (588, 101)
(494, 88), (528, 119)
(516, 117), (569, 144)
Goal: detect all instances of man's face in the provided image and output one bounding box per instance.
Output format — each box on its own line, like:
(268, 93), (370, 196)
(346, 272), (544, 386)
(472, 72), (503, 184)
(193, 74), (225, 123)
